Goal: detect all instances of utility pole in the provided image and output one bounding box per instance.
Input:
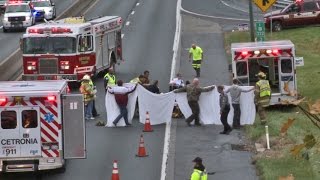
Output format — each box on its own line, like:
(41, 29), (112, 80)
(248, 0), (255, 42)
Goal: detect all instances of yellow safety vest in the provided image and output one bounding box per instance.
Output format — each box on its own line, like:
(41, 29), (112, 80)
(256, 80), (271, 97)
(104, 73), (116, 86)
(191, 169), (208, 180)
(130, 77), (141, 83)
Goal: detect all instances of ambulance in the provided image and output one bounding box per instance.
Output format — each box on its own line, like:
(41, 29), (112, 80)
(0, 80), (85, 172)
(21, 16), (123, 81)
(231, 40), (303, 105)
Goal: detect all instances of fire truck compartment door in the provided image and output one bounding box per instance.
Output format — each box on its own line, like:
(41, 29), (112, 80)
(0, 107), (41, 158)
(62, 94), (86, 159)
(278, 57), (295, 94)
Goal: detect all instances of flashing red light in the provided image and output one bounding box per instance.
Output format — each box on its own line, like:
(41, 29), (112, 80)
(241, 51), (248, 56)
(0, 97), (7, 104)
(272, 49), (279, 54)
(47, 96), (56, 101)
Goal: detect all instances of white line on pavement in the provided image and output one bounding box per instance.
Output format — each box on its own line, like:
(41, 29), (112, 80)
(220, 0), (249, 13)
(83, 0), (101, 15)
(0, 26), (3, 29)
(181, 7), (249, 21)
(136, 2), (140, 6)
(131, 11), (135, 15)
(161, 0), (182, 180)
(126, 21), (130, 26)
(121, 34), (124, 39)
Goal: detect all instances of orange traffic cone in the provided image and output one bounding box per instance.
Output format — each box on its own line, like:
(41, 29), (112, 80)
(136, 134), (148, 157)
(111, 160), (120, 180)
(143, 111), (153, 132)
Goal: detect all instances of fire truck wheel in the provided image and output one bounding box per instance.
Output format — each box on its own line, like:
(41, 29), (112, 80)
(272, 21), (282, 32)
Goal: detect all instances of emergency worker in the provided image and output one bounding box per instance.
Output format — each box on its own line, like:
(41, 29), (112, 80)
(80, 75), (95, 120)
(104, 68), (116, 90)
(190, 157), (208, 180)
(130, 75), (148, 85)
(255, 72), (271, 124)
(143, 70), (150, 84)
(174, 78), (214, 126)
(87, 75), (99, 117)
(189, 44), (203, 77)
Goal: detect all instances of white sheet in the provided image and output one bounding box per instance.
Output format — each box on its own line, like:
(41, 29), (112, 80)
(175, 86), (256, 125)
(137, 85), (176, 125)
(105, 83), (138, 127)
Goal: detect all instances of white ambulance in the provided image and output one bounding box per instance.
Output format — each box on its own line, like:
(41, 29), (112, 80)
(231, 40), (303, 105)
(0, 80), (85, 172)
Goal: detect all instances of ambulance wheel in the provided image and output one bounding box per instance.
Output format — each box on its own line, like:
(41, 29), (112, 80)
(272, 21), (282, 32)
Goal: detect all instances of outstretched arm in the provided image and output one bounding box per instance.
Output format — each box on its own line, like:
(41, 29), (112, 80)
(201, 85), (215, 92)
(174, 86), (187, 93)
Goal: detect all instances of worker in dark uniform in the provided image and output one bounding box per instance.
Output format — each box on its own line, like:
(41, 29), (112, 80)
(174, 78), (215, 126)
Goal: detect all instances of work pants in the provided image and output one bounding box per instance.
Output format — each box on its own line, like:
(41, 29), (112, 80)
(192, 60), (201, 77)
(232, 104), (241, 128)
(85, 100), (94, 119)
(186, 101), (200, 125)
(113, 105), (130, 125)
(92, 100), (98, 117)
(221, 106), (231, 132)
(257, 103), (267, 123)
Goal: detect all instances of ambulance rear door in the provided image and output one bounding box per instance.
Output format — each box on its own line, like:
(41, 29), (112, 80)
(62, 94), (86, 159)
(0, 107), (41, 158)
(278, 57), (295, 94)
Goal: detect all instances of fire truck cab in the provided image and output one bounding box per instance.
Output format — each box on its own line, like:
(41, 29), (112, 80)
(21, 16), (122, 81)
(231, 40), (302, 105)
(0, 80), (85, 172)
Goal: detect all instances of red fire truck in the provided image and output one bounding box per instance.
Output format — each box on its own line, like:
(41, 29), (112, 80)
(21, 16), (123, 81)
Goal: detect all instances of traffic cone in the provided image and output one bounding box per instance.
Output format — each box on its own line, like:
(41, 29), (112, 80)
(143, 111), (153, 132)
(136, 134), (148, 157)
(111, 160), (120, 180)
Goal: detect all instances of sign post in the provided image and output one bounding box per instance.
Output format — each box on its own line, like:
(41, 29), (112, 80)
(255, 21), (265, 42)
(253, 0), (276, 12)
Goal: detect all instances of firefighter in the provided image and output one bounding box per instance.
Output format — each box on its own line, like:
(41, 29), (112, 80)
(189, 44), (203, 77)
(80, 75), (96, 120)
(190, 157), (208, 180)
(255, 71), (271, 125)
(87, 75), (100, 117)
(104, 68), (116, 90)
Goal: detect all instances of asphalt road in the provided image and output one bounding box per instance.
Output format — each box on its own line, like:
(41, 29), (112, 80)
(0, 0), (75, 62)
(1, 0), (176, 179)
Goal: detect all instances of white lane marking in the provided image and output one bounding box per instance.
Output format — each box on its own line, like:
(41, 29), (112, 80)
(83, 0), (101, 15)
(0, 26), (3, 29)
(181, 6), (249, 21)
(56, 0), (80, 19)
(161, 0), (182, 180)
(136, 2), (140, 6)
(220, 0), (249, 13)
(121, 34), (124, 39)
(126, 21), (130, 26)
(131, 11), (135, 15)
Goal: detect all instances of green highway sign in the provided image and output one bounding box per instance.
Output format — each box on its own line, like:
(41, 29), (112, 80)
(255, 21), (265, 42)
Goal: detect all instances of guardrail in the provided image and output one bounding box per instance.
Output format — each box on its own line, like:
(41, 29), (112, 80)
(274, 0), (294, 9)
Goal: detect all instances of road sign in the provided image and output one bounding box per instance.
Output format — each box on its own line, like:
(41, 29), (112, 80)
(255, 21), (265, 41)
(295, 57), (304, 66)
(253, 0), (276, 12)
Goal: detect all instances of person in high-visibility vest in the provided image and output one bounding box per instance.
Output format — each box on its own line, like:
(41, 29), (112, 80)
(255, 71), (271, 125)
(86, 76), (99, 117)
(104, 68), (116, 90)
(190, 157), (208, 180)
(189, 44), (203, 77)
(80, 75), (96, 120)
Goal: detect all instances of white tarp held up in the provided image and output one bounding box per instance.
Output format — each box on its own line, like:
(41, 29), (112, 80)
(105, 85), (256, 127)
(105, 83), (138, 127)
(137, 85), (176, 125)
(175, 86), (256, 125)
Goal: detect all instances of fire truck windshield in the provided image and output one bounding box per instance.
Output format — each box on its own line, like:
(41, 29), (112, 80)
(23, 37), (76, 54)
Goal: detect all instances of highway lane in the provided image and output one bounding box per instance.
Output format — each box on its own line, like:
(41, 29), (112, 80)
(1, 0), (177, 179)
(0, 0), (75, 62)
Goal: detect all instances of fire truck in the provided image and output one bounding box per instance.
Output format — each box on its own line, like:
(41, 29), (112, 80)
(0, 80), (85, 172)
(231, 40), (303, 105)
(21, 16), (123, 81)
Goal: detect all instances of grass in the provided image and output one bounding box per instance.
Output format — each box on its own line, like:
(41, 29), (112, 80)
(224, 26), (320, 179)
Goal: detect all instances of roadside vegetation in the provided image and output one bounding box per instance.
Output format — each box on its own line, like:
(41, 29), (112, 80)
(224, 26), (320, 180)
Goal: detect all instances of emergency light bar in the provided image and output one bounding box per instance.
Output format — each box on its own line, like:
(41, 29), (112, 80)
(0, 97), (8, 104)
(28, 27), (73, 34)
(240, 49), (280, 56)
